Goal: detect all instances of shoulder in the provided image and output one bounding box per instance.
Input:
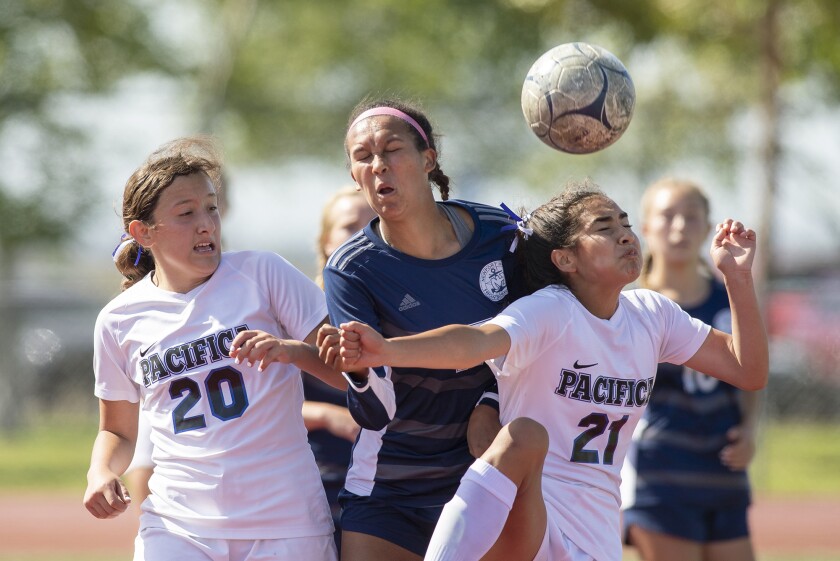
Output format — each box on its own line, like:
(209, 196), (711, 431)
(445, 199), (514, 228)
(94, 277), (154, 336)
(221, 250), (301, 275)
(621, 288), (679, 313)
(222, 249), (284, 266)
(97, 276), (151, 316)
(505, 285), (573, 316)
(325, 228), (377, 273)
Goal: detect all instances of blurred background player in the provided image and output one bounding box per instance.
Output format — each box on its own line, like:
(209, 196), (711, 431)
(83, 137), (340, 560)
(318, 96), (518, 560)
(303, 186), (373, 547)
(620, 177), (761, 561)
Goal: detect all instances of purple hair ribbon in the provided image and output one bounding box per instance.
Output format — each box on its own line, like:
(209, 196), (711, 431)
(499, 202), (533, 252)
(112, 233), (142, 266)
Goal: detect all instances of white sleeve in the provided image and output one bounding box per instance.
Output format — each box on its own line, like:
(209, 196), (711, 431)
(486, 292), (569, 377)
(92, 311), (142, 403)
(265, 253), (329, 341)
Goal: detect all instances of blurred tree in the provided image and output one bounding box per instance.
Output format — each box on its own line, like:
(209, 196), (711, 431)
(0, 0), (184, 430)
(193, 0), (839, 205)
(2, 0), (839, 429)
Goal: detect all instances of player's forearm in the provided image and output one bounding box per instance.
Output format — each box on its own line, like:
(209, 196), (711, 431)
(88, 430), (134, 479)
(724, 273), (769, 391)
(386, 325), (493, 370)
(294, 343), (348, 390)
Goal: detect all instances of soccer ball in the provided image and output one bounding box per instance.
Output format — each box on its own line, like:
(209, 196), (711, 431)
(521, 42), (635, 154)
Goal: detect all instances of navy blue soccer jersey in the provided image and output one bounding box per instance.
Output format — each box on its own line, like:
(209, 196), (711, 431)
(323, 199), (519, 508)
(624, 280), (750, 509)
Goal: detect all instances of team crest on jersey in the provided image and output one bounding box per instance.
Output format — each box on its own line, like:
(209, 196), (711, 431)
(479, 260), (508, 302)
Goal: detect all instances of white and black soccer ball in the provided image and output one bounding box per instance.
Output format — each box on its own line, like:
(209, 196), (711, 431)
(521, 42), (635, 154)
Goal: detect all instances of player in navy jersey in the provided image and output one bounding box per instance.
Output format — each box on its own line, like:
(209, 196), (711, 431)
(335, 181), (768, 561)
(317, 97), (519, 560)
(621, 178), (760, 561)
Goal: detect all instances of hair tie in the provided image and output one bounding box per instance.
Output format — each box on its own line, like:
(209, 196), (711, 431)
(499, 202), (533, 252)
(349, 107), (429, 146)
(112, 233), (143, 266)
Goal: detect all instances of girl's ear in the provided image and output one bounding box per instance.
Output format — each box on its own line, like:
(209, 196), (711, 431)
(423, 148), (437, 174)
(551, 248), (576, 273)
(128, 220), (152, 249)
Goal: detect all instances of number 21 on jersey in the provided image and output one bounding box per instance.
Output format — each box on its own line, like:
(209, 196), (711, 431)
(571, 413), (629, 465)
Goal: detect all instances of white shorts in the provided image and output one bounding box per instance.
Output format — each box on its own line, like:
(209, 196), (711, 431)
(134, 526), (337, 561)
(533, 515), (594, 561)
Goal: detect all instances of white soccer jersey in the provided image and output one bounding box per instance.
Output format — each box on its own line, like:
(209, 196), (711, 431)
(93, 251), (334, 540)
(487, 286), (710, 561)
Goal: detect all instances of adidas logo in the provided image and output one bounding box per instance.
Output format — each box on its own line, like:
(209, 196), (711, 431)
(398, 293), (421, 312)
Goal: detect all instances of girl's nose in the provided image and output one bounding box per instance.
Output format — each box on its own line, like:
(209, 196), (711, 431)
(619, 228), (637, 245)
(371, 153), (388, 173)
(198, 210), (217, 232)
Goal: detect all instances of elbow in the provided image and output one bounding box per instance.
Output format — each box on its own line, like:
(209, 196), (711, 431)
(739, 377), (767, 392)
(739, 363), (769, 391)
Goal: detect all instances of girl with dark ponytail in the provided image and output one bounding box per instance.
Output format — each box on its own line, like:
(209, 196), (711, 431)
(318, 95), (522, 560)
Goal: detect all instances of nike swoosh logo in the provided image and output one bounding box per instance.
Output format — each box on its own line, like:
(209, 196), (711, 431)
(139, 344), (156, 357)
(573, 360), (598, 369)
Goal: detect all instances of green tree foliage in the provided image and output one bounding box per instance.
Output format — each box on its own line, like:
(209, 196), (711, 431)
(4, 0), (840, 246)
(0, 0), (183, 258)
(192, 0), (839, 193)
(0, 0), (187, 430)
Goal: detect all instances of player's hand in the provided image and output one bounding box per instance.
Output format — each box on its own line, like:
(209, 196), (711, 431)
(710, 219), (757, 277)
(229, 330), (300, 371)
(339, 321), (387, 369)
(83, 472), (131, 519)
(316, 324), (342, 369)
(720, 424), (757, 471)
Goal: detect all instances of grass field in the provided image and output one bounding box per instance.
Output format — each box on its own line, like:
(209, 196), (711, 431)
(2, 415), (839, 496)
(1, 416), (838, 561)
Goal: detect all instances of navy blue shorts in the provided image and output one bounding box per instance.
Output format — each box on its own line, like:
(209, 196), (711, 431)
(624, 503), (750, 543)
(339, 491), (443, 556)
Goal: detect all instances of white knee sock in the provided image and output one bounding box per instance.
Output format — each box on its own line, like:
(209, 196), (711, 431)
(424, 458), (518, 561)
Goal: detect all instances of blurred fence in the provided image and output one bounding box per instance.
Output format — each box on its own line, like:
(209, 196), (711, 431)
(0, 273), (839, 433)
(0, 287), (103, 430)
(764, 274), (840, 421)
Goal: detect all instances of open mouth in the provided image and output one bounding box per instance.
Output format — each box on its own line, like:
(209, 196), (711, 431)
(195, 242), (215, 254)
(376, 183), (395, 196)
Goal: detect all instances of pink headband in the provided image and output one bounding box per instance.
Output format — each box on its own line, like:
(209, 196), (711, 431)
(349, 107), (429, 146)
